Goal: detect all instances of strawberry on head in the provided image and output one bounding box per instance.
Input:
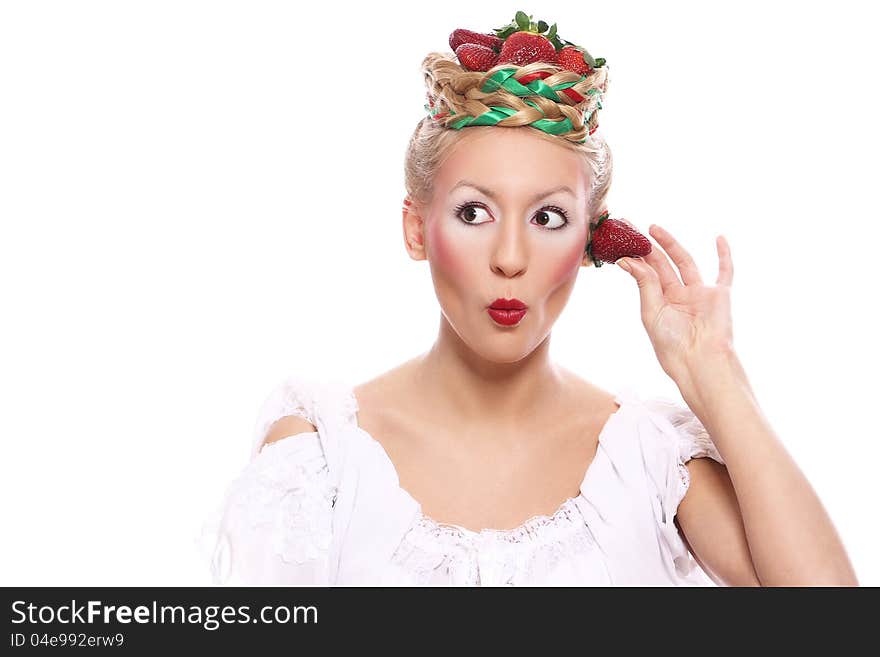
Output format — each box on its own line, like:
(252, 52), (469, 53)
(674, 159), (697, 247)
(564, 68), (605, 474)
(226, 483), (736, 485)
(448, 10), (607, 72)
(449, 28), (503, 53)
(455, 43), (499, 73)
(497, 30), (557, 67)
(557, 45), (595, 75)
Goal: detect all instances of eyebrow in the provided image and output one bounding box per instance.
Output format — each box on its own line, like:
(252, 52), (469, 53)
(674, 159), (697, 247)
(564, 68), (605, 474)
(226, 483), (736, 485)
(451, 180), (576, 204)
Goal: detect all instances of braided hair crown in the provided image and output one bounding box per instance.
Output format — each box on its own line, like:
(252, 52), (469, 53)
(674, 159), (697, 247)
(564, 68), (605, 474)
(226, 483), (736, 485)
(422, 51), (610, 144)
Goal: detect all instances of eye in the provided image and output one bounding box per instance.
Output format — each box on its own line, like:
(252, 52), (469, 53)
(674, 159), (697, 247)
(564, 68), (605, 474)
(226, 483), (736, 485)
(532, 206), (570, 230)
(454, 202), (492, 226)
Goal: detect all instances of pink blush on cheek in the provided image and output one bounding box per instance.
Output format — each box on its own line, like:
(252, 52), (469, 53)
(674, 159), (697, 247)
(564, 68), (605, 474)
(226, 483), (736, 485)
(551, 243), (585, 283)
(428, 220), (466, 271)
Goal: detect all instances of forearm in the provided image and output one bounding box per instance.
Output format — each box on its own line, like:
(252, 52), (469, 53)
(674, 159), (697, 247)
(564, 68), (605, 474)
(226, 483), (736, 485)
(675, 349), (859, 586)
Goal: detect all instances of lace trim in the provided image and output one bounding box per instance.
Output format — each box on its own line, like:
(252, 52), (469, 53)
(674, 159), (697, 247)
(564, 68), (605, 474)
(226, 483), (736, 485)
(415, 495), (583, 543)
(676, 459), (691, 505)
(209, 438), (337, 583)
(389, 497), (597, 585)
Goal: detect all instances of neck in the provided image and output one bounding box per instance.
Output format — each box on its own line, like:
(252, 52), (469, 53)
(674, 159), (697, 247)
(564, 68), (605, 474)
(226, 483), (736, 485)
(412, 312), (566, 427)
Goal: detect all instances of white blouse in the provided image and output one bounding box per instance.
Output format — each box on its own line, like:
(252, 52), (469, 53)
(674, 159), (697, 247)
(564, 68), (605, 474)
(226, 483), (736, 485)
(198, 375), (727, 586)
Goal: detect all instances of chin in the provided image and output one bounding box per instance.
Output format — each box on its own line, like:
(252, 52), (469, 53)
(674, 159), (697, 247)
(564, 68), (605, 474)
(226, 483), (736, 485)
(472, 331), (545, 364)
(444, 307), (548, 360)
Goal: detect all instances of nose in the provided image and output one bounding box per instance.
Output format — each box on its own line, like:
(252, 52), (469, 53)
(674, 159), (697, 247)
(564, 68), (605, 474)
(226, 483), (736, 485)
(489, 214), (528, 278)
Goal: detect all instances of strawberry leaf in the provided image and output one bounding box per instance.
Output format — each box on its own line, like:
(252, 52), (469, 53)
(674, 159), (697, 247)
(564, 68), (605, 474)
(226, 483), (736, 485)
(493, 22), (513, 39)
(515, 11), (529, 30)
(581, 49), (597, 68)
(547, 23), (557, 40)
(537, 20), (548, 32)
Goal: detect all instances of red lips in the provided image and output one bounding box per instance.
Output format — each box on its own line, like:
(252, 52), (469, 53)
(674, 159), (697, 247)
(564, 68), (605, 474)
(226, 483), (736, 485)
(487, 298), (528, 326)
(489, 298), (527, 310)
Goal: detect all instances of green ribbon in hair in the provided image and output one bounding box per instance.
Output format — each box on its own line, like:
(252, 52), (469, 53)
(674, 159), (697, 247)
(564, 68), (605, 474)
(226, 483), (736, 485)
(424, 68), (604, 144)
(478, 68), (585, 101)
(448, 104), (575, 137)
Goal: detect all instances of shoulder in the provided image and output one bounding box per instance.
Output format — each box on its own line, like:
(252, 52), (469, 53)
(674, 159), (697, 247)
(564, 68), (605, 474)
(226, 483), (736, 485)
(637, 395), (725, 466)
(555, 366), (619, 412)
(611, 389), (727, 514)
(352, 357), (426, 436)
(261, 415), (317, 451)
(551, 370), (623, 445)
(250, 373), (359, 462)
(636, 394), (728, 512)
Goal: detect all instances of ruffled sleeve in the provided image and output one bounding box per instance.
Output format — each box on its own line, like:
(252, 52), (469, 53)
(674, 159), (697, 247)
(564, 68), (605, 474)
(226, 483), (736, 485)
(196, 375), (358, 585)
(639, 396), (726, 585)
(643, 397), (726, 510)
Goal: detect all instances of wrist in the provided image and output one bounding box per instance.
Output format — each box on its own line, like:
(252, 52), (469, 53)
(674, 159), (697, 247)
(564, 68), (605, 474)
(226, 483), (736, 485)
(675, 347), (754, 418)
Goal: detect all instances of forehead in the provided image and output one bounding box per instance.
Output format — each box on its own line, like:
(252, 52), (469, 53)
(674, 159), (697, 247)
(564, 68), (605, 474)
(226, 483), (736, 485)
(435, 128), (587, 197)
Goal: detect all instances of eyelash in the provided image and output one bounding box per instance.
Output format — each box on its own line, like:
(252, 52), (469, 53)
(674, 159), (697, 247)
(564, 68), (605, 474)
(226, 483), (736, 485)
(453, 202), (570, 230)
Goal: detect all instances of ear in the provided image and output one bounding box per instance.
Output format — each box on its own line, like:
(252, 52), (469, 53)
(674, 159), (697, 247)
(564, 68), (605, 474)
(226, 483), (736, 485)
(581, 230), (596, 268)
(581, 208), (608, 268)
(402, 197), (428, 261)
(581, 251), (595, 268)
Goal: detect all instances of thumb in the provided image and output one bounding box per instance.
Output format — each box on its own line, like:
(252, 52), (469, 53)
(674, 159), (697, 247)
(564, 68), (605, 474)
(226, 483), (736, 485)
(616, 257), (663, 317)
(616, 257), (639, 276)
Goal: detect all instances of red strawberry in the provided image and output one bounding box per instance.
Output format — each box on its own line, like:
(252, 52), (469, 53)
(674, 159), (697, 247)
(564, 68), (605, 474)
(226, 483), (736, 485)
(449, 28), (503, 53)
(586, 213), (652, 267)
(455, 43), (499, 72)
(557, 46), (593, 75)
(497, 31), (557, 66)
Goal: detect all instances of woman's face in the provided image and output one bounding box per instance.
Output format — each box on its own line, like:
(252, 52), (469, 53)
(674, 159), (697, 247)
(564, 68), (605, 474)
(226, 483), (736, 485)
(412, 127), (593, 362)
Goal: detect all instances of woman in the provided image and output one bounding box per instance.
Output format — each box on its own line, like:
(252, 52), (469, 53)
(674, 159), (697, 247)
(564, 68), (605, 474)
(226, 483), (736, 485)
(200, 14), (858, 586)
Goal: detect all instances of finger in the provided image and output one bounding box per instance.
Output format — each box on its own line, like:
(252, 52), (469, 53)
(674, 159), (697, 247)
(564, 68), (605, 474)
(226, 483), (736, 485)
(716, 235), (733, 287)
(617, 218), (682, 293)
(617, 256), (664, 321)
(642, 231), (685, 292)
(648, 224), (704, 286)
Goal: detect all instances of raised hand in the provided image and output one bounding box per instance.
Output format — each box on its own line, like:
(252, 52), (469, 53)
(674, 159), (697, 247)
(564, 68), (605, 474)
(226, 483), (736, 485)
(615, 223), (735, 384)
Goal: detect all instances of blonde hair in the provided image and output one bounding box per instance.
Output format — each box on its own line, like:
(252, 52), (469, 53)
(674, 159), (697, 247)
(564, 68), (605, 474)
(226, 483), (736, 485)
(404, 51), (613, 224)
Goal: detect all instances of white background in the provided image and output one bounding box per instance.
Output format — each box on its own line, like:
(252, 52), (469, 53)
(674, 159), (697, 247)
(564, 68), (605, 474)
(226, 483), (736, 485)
(1, 0), (877, 586)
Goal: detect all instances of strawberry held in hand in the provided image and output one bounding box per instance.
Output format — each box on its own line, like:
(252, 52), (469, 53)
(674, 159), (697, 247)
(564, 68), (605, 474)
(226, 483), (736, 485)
(586, 211), (652, 267)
